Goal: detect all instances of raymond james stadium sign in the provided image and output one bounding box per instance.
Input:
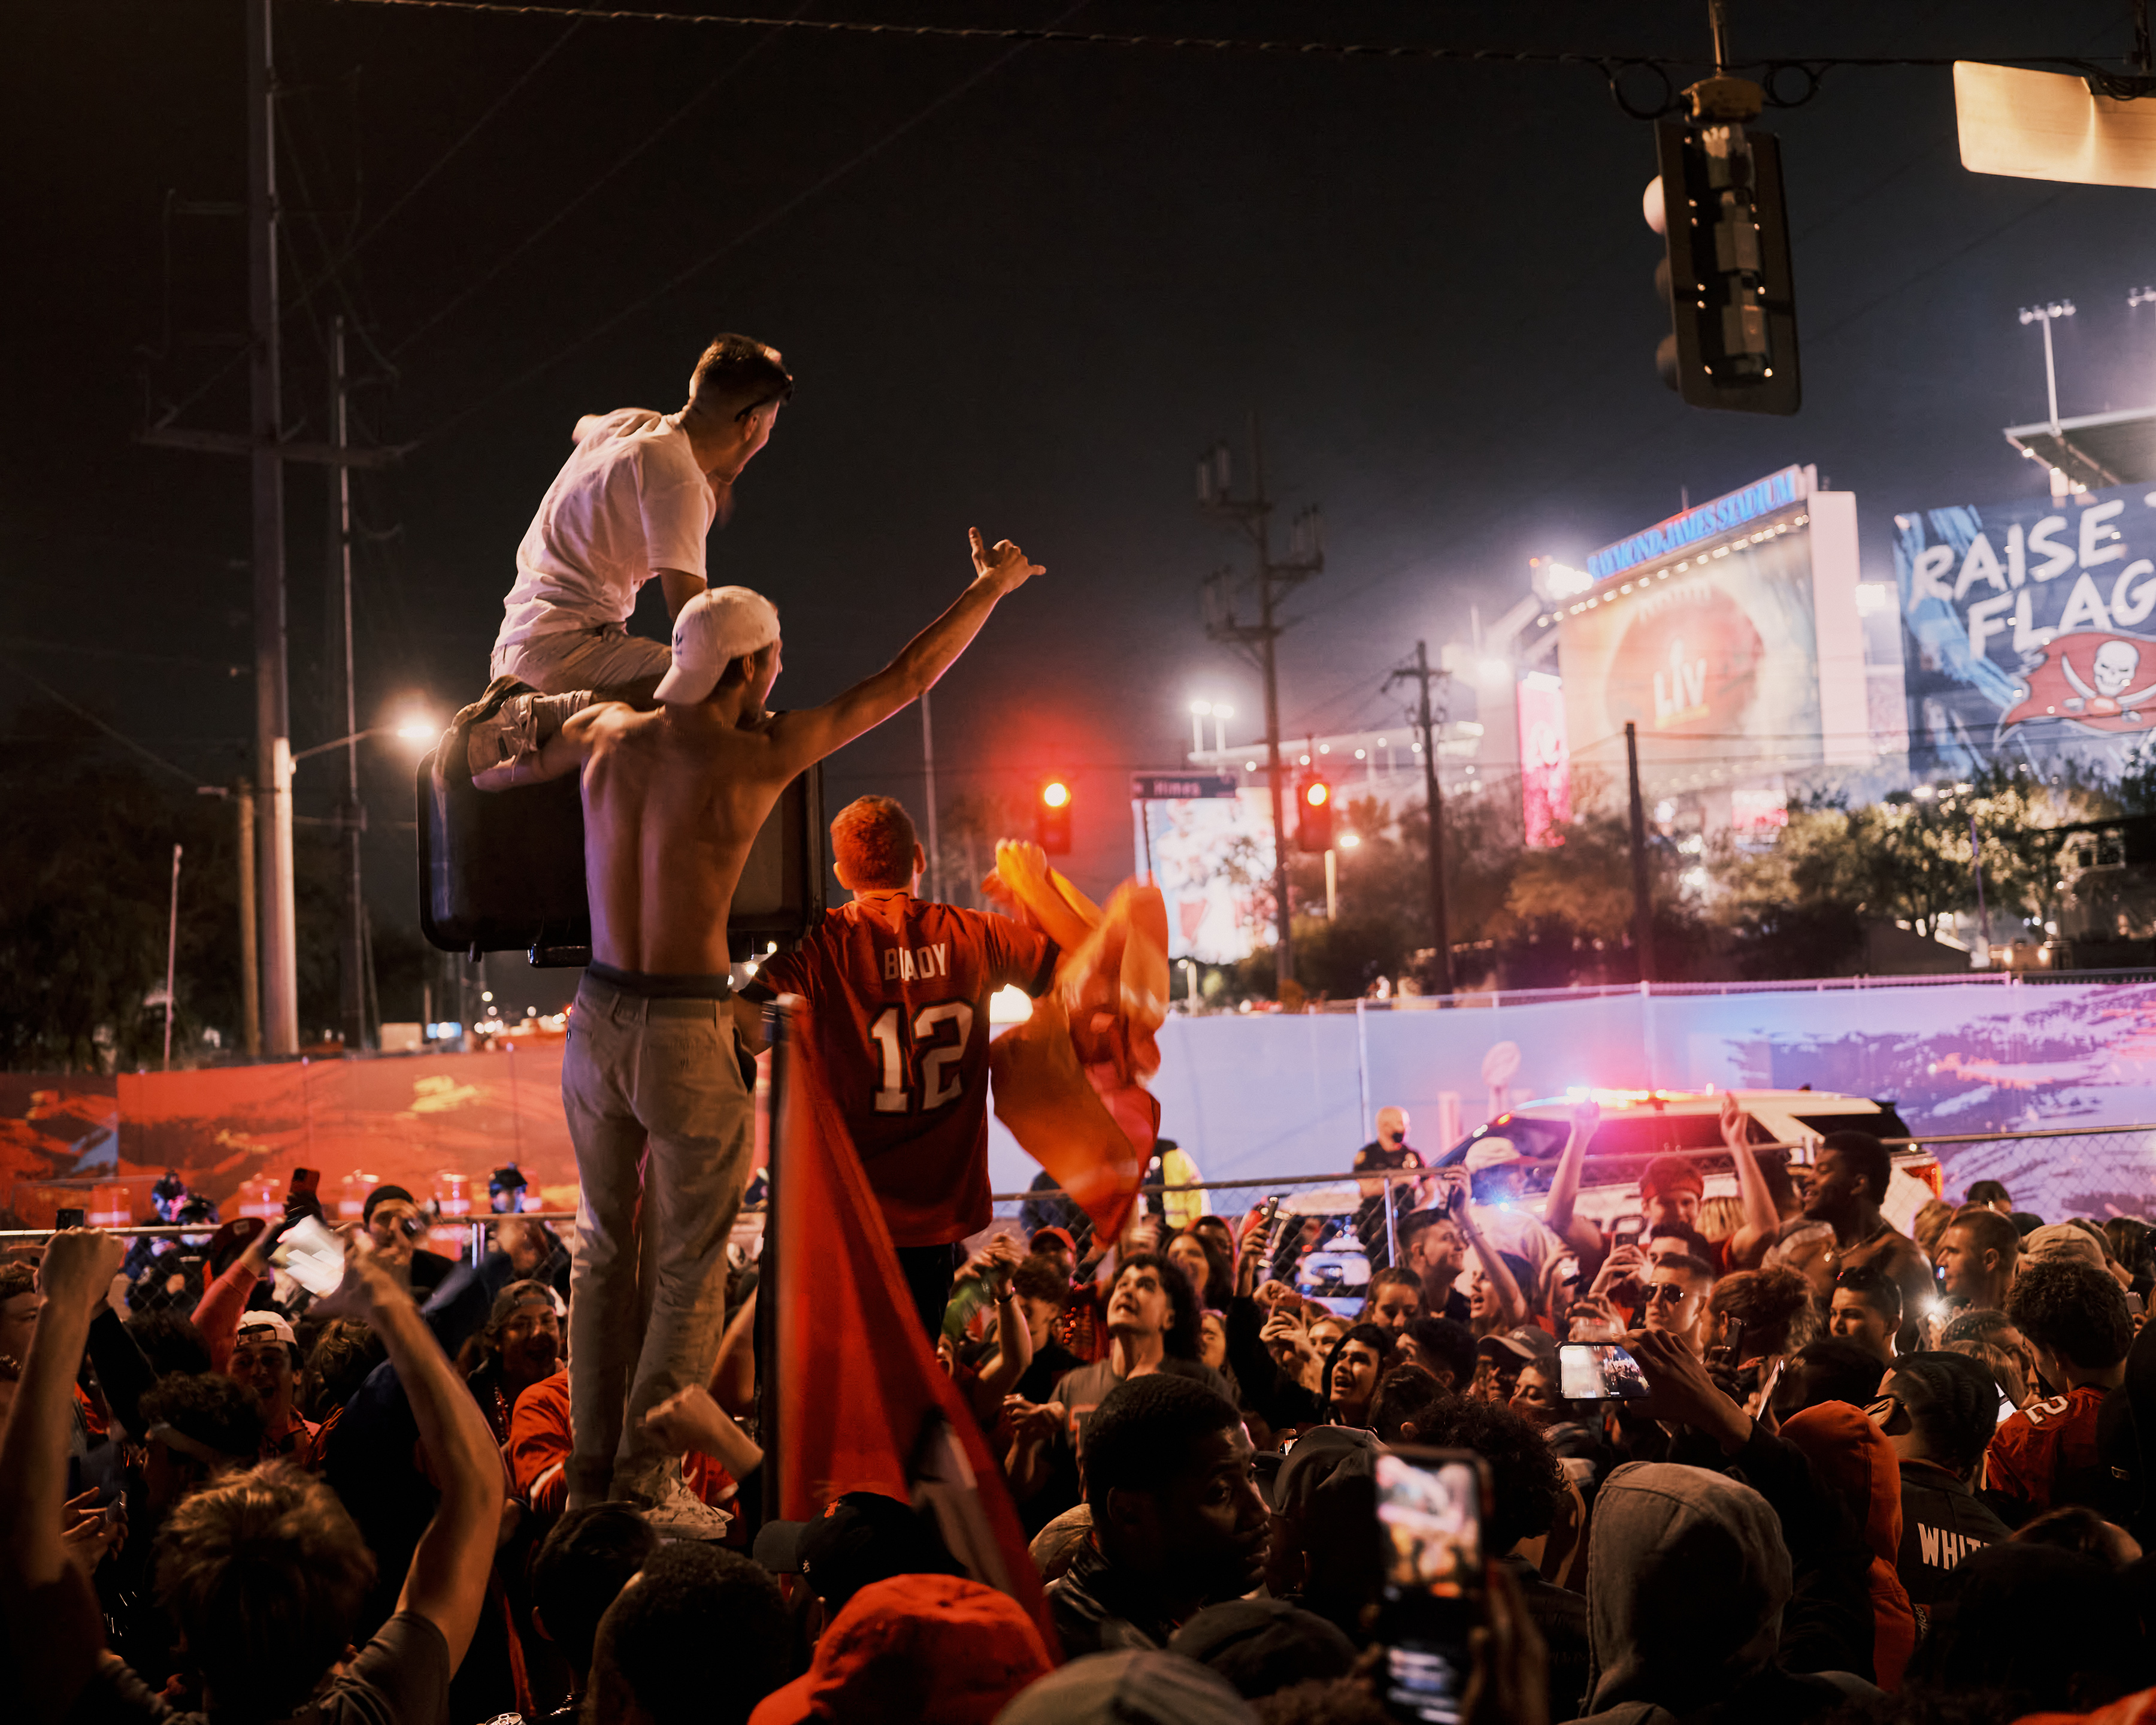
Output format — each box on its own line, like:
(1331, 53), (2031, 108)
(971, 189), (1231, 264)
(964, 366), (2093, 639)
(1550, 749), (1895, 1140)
(1586, 465), (1811, 582)
(1897, 481), (2156, 762)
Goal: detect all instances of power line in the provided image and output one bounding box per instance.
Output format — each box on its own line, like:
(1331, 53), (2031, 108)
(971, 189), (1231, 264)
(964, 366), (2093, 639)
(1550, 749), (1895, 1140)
(405, 0), (1089, 447)
(307, 1), (2116, 92)
(0, 659), (217, 786)
(386, 2), (807, 361)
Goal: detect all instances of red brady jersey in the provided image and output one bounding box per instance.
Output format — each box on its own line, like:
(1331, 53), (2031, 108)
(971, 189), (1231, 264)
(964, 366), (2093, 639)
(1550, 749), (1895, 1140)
(1981, 1386), (2108, 1520)
(747, 894), (1055, 1246)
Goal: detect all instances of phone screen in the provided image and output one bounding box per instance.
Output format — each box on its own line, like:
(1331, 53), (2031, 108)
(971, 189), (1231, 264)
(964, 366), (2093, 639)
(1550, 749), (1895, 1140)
(55, 1207), (86, 1230)
(1559, 1342), (1652, 1402)
(1376, 1449), (1487, 1724)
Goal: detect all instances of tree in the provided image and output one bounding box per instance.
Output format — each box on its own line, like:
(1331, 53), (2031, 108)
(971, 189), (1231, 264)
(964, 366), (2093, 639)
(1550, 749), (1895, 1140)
(0, 704), (345, 1070)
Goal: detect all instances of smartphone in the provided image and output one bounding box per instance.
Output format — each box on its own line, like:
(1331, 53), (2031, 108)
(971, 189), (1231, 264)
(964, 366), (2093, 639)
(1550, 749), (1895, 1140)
(1707, 1321), (1746, 1373)
(1555, 1253), (1581, 1287)
(286, 1167), (321, 1205)
(1260, 1195), (1286, 1260)
(1610, 1214), (1646, 1249)
(1558, 1341), (1652, 1403)
(55, 1207), (86, 1230)
(1374, 1447), (1491, 1724)
(272, 1213), (347, 1297)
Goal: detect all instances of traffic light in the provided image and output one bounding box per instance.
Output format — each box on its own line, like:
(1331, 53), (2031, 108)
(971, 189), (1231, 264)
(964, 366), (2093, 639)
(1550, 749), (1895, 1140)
(1648, 83), (1799, 416)
(1295, 776), (1333, 853)
(1036, 779), (1072, 854)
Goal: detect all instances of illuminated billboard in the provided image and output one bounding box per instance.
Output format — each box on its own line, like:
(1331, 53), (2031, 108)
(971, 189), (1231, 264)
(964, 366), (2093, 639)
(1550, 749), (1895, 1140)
(1896, 482), (2156, 774)
(1133, 786), (1276, 963)
(1558, 473), (1866, 798)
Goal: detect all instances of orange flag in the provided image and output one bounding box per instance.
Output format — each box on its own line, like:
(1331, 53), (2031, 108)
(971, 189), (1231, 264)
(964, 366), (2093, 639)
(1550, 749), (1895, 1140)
(772, 1007), (1057, 1654)
(983, 842), (1169, 1244)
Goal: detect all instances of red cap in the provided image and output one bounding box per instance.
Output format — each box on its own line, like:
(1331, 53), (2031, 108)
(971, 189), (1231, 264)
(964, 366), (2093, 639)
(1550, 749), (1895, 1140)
(747, 1573), (1051, 1725)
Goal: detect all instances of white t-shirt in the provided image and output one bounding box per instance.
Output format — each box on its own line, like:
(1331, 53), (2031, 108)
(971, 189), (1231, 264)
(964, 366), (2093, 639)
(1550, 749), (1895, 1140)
(494, 408), (716, 648)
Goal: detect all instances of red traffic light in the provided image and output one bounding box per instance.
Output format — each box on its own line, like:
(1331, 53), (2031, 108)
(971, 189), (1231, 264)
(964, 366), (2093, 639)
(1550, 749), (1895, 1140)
(1037, 779), (1073, 854)
(1295, 774), (1333, 853)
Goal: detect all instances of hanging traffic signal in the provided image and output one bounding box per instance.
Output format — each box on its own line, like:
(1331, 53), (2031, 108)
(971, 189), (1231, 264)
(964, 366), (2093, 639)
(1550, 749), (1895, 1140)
(1296, 776), (1333, 853)
(1037, 779), (1073, 854)
(1648, 80), (1799, 416)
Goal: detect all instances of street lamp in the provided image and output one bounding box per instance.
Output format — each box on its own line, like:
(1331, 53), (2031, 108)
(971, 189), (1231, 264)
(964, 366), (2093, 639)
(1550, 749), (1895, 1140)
(290, 715), (438, 1053)
(1188, 698), (1236, 755)
(2018, 299), (2076, 444)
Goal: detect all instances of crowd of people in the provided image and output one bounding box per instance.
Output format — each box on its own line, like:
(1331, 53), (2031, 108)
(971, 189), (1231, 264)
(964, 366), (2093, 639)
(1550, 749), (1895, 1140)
(8, 1110), (2156, 1725)
(16, 332), (2156, 1723)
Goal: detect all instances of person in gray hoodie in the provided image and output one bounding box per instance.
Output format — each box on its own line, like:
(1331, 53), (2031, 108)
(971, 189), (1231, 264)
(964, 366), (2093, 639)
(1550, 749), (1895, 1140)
(1574, 1463), (1874, 1725)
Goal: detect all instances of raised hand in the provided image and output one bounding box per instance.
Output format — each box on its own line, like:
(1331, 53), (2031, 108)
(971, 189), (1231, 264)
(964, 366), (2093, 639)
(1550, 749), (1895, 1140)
(38, 1229), (125, 1320)
(969, 527), (1044, 595)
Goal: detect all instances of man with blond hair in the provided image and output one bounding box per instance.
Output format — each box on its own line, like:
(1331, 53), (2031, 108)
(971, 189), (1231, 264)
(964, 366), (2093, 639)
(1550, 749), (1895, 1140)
(739, 793), (1059, 1337)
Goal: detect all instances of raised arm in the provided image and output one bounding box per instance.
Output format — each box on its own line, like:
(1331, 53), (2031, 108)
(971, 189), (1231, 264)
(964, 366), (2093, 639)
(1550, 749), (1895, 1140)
(342, 1234), (504, 1671)
(1452, 1185), (1528, 1328)
(1541, 1099), (1603, 1258)
(973, 1240), (1034, 1397)
(764, 530), (1042, 776)
(1722, 1092), (1782, 1268)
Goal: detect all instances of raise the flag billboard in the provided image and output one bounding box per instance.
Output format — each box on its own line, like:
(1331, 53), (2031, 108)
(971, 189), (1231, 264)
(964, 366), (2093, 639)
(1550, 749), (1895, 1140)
(1895, 481), (2156, 773)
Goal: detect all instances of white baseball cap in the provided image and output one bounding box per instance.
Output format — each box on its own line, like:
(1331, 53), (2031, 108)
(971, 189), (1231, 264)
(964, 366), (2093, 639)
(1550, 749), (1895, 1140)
(653, 585), (781, 705)
(1464, 1136), (1522, 1172)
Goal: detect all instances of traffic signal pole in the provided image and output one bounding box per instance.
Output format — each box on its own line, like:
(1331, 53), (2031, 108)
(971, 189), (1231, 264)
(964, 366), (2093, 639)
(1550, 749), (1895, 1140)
(1385, 642), (1452, 997)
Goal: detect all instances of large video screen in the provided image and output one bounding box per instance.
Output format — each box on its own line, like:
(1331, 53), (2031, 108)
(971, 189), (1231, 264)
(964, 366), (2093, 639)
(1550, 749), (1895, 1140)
(1559, 521), (1822, 792)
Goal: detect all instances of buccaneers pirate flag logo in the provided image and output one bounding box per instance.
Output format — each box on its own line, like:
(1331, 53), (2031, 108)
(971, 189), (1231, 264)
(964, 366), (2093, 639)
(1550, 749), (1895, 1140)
(2000, 630), (2156, 737)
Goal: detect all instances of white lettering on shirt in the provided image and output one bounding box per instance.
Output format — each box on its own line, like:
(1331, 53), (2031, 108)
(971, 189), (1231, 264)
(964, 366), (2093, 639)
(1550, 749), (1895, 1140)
(882, 943), (949, 982)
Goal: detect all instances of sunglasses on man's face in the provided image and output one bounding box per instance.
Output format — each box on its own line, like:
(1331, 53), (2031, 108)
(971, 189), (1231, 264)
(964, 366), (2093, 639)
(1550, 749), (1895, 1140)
(1642, 1282), (1694, 1305)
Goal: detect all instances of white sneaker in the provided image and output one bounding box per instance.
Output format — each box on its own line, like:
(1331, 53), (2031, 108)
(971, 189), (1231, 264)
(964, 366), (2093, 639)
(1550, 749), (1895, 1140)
(459, 676), (537, 777)
(618, 1470), (733, 1542)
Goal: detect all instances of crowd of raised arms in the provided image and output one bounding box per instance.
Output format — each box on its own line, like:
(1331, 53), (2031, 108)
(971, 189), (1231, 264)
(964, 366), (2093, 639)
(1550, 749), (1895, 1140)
(7, 1104), (2156, 1725)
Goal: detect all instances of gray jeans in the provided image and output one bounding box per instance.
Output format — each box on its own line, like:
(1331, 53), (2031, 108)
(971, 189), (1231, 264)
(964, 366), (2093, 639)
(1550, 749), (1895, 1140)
(561, 975), (752, 1498)
(491, 622), (671, 695)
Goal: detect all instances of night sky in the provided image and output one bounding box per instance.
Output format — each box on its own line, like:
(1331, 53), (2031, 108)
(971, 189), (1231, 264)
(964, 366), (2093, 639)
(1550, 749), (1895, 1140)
(10, 0), (2155, 1015)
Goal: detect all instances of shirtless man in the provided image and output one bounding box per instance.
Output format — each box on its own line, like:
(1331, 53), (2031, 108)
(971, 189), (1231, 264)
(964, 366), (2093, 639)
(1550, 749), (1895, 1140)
(462, 334), (793, 774)
(482, 528), (1043, 1534)
(1777, 1129), (1933, 1352)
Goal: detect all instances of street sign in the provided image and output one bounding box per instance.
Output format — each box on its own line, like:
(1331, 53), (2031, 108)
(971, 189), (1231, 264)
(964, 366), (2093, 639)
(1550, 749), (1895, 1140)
(1130, 772), (1240, 800)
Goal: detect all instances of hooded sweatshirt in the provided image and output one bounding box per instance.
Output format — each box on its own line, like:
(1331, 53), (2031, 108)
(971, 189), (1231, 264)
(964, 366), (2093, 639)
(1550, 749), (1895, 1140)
(1780, 1404), (1918, 1690)
(1576, 1463), (1855, 1725)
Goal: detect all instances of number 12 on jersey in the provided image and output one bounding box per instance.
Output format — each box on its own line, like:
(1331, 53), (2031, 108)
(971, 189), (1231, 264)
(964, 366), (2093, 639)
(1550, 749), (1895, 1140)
(869, 1001), (976, 1113)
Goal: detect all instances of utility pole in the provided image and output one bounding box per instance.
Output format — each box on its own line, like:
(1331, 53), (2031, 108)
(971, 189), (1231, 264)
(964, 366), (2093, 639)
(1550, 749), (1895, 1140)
(1385, 643), (1452, 997)
(920, 689), (940, 901)
(1625, 721), (1657, 983)
(237, 777), (261, 1056)
(247, 0), (299, 1057)
(329, 316), (367, 1052)
(163, 845), (184, 1071)
(1198, 417), (1323, 989)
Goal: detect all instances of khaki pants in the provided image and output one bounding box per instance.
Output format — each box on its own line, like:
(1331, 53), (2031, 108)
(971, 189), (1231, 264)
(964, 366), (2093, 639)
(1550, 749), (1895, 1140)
(491, 623), (671, 695)
(561, 975), (752, 1499)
